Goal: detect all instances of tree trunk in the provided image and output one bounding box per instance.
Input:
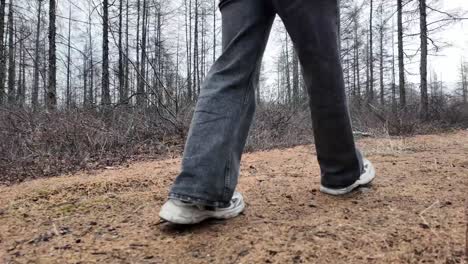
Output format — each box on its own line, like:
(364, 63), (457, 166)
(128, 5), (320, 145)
(66, 6), (72, 109)
(397, 0), (406, 108)
(20, 31), (26, 107)
(17, 25), (25, 107)
(419, 0), (428, 120)
(369, 0), (374, 102)
(7, 1), (15, 105)
(213, 0), (216, 63)
(193, 0), (199, 96)
(379, 16), (384, 105)
(292, 49), (299, 105)
(285, 34), (291, 104)
(186, 0), (193, 100)
(88, 1), (94, 106)
(32, 0), (43, 109)
(136, 0), (141, 103)
(102, 0), (111, 107)
(137, 0), (147, 107)
(118, 0), (125, 104)
(48, 0), (57, 109)
(83, 50), (88, 106)
(0, 0), (6, 104)
(365, 38), (369, 97)
(124, 0), (129, 104)
(462, 62), (467, 104)
(354, 17), (361, 104)
(392, 17), (397, 113)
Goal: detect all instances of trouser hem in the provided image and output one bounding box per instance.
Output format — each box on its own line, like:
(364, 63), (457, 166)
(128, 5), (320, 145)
(169, 192), (230, 208)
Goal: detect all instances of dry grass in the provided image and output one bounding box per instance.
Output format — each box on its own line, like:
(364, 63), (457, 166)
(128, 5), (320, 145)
(0, 130), (466, 263)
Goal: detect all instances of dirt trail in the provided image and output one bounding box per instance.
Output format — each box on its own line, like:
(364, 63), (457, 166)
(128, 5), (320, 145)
(1, 131), (467, 264)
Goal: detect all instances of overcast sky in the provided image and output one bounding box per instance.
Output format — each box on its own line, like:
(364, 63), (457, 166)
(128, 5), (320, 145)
(427, 0), (467, 83)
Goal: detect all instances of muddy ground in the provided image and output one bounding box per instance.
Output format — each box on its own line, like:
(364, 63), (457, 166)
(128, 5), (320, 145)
(0, 131), (467, 264)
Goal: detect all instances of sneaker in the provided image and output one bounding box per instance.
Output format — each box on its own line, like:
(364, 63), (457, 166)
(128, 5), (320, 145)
(159, 192), (245, 225)
(320, 159), (376, 196)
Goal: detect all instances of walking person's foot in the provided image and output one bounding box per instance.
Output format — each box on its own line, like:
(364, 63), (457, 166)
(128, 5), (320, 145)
(159, 192), (245, 225)
(320, 159), (376, 196)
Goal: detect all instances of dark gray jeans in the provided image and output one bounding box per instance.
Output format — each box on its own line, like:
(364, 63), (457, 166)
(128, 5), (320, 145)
(169, 0), (363, 207)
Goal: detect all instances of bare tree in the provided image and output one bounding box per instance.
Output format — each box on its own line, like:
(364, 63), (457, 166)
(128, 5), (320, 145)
(47, 0), (57, 109)
(32, 0), (44, 109)
(419, 0), (428, 120)
(102, 0), (111, 107)
(124, 0), (129, 104)
(0, 0), (6, 104)
(118, 0), (125, 104)
(292, 49), (299, 105)
(193, 0), (199, 96)
(7, 0), (15, 105)
(397, 0), (406, 108)
(66, 6), (72, 108)
(137, 0), (148, 107)
(461, 61), (467, 103)
(368, 0), (374, 102)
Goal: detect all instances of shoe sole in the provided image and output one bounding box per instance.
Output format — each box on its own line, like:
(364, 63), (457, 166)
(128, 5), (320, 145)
(159, 199), (245, 225)
(320, 160), (376, 196)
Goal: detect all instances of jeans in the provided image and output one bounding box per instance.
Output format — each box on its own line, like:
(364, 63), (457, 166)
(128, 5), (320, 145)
(169, 0), (363, 207)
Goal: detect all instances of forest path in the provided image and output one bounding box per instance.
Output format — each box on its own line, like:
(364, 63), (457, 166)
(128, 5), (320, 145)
(1, 131), (467, 263)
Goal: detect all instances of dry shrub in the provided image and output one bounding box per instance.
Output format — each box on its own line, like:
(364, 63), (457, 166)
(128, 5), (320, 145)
(1, 99), (466, 185)
(0, 107), (184, 185)
(246, 102), (313, 151)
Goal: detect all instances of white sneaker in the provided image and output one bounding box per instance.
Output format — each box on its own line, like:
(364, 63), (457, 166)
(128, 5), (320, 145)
(320, 159), (376, 196)
(159, 192), (245, 225)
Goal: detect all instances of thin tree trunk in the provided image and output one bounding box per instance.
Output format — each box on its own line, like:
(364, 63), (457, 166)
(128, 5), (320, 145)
(365, 38), (369, 97)
(379, 20), (384, 105)
(419, 0), (428, 120)
(136, 0), (141, 103)
(7, 1), (15, 105)
(83, 51), (88, 106)
(354, 18), (361, 104)
(175, 15), (180, 113)
(86, 0), (94, 106)
(32, 0), (43, 109)
(186, 0), (193, 100)
(193, 0), (199, 96)
(284, 35), (291, 104)
(20, 33), (25, 106)
(137, 0), (147, 107)
(213, 0), (216, 63)
(118, 0), (125, 104)
(392, 17), (397, 113)
(462, 62), (467, 104)
(17, 25), (24, 107)
(48, 0), (57, 109)
(292, 49), (299, 105)
(66, 6), (72, 109)
(102, 0), (111, 107)
(0, 0), (7, 104)
(397, 0), (406, 108)
(124, 0), (129, 104)
(157, 6), (162, 92)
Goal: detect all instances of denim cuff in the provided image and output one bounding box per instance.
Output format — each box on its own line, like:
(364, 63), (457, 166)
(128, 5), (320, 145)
(169, 192), (230, 208)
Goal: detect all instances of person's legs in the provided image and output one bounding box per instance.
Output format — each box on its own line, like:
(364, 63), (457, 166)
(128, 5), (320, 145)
(168, 0), (275, 207)
(273, 0), (363, 189)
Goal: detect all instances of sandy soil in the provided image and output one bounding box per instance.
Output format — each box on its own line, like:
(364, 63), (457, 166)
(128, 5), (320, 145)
(0, 131), (467, 264)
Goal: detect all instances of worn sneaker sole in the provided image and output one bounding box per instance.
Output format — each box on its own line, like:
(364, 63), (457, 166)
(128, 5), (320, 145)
(159, 193), (245, 225)
(320, 159), (376, 196)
